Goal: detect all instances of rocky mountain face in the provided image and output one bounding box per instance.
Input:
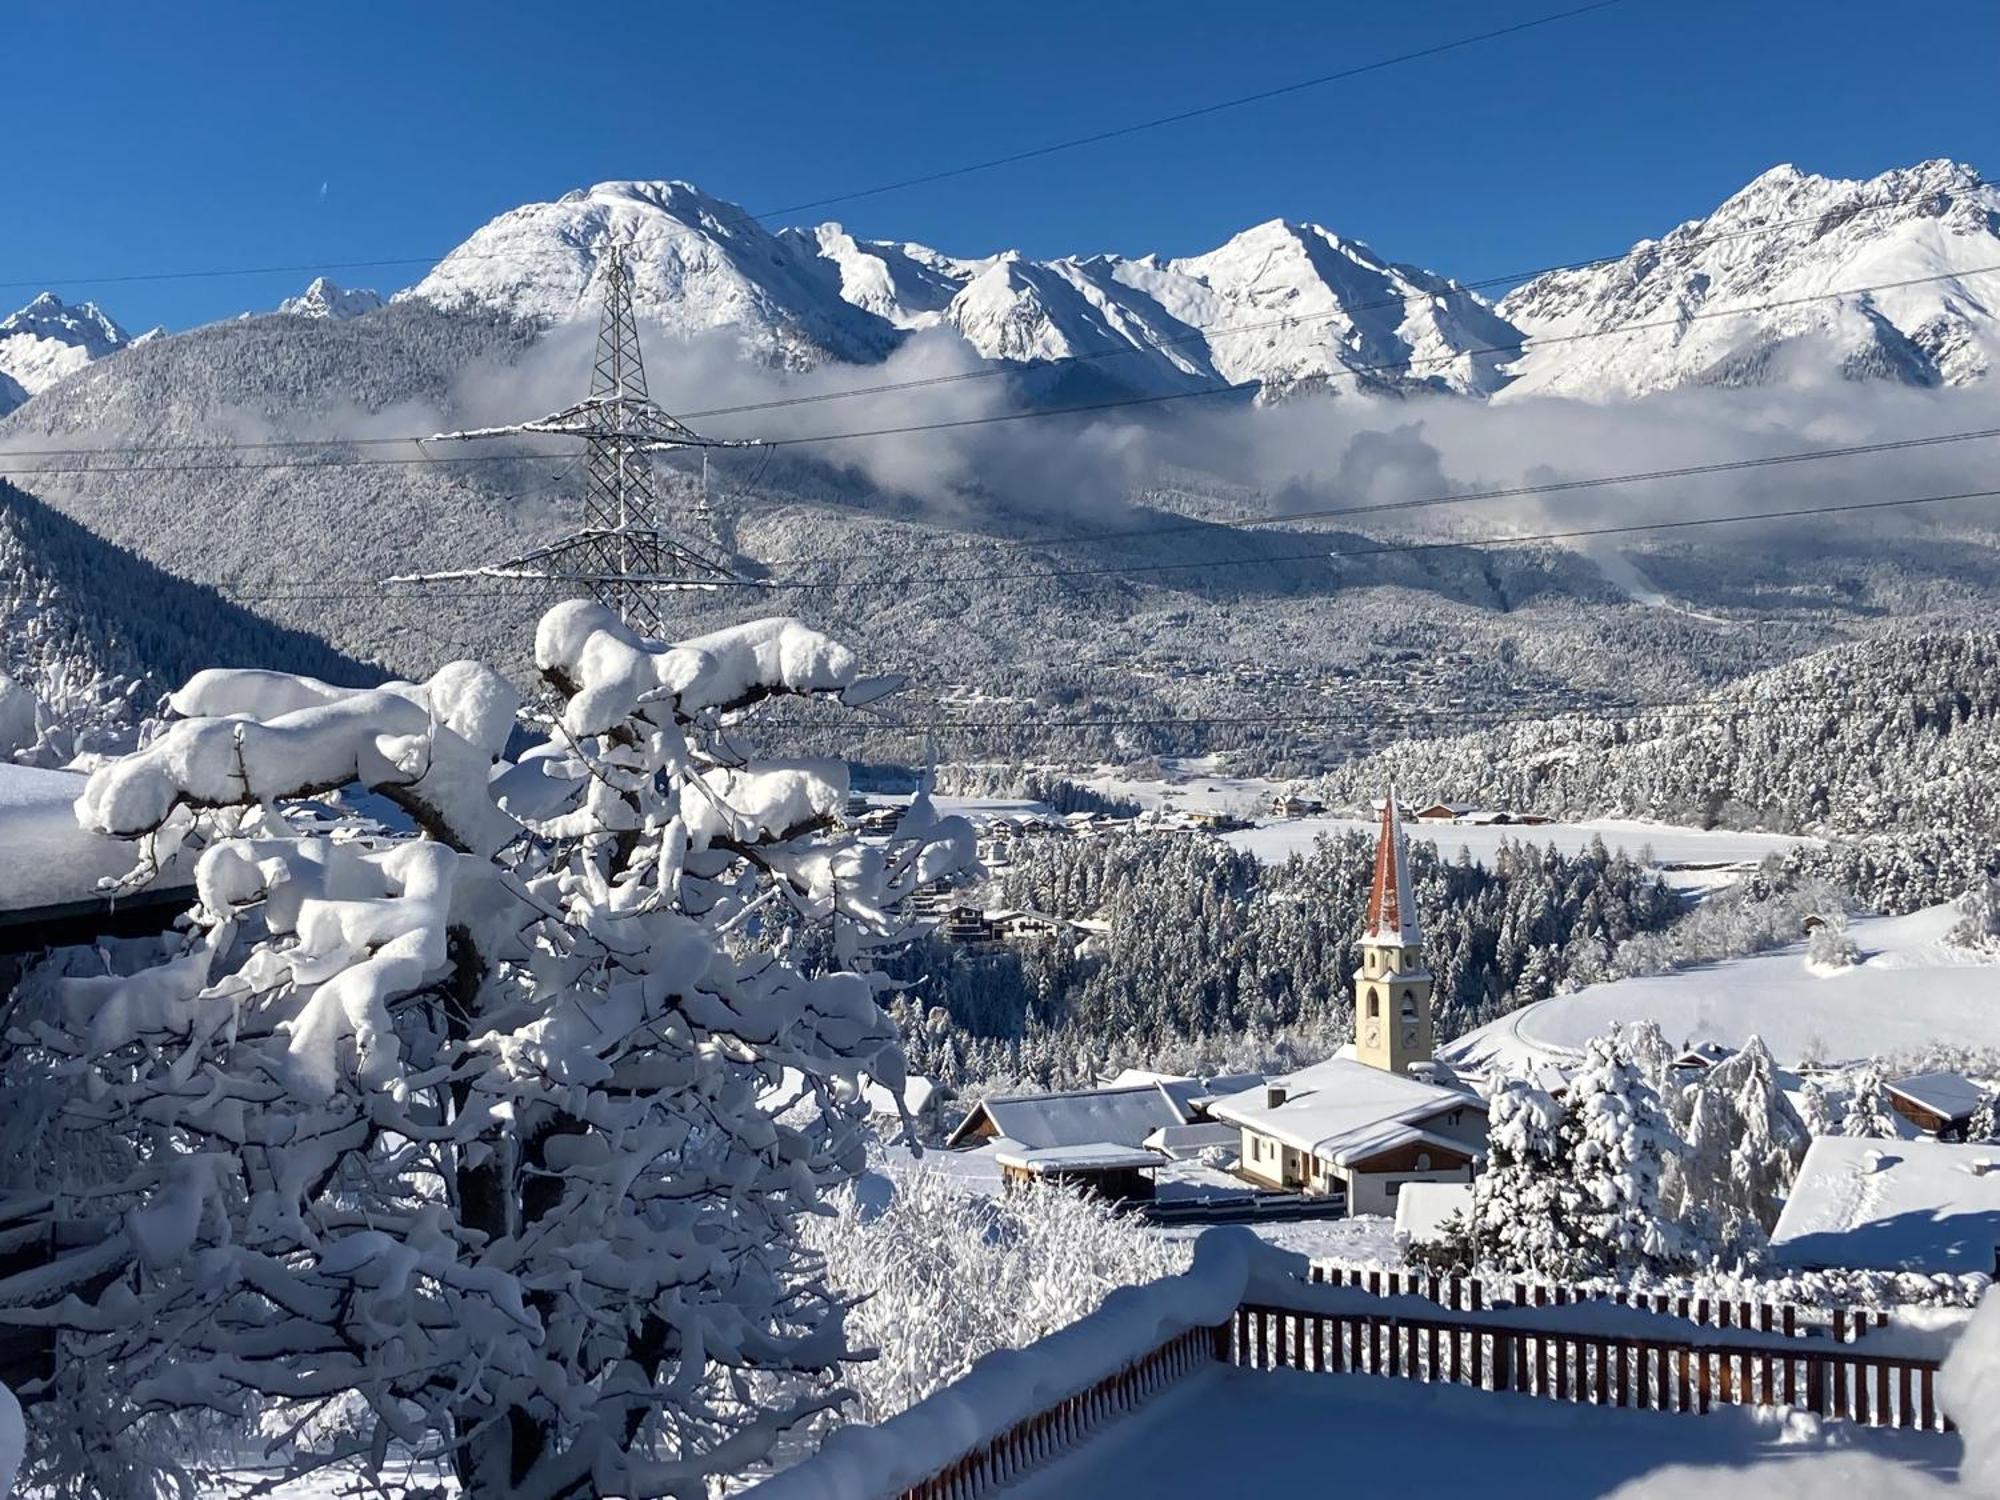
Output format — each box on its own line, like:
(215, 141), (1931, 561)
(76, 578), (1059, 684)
(0, 293), (134, 415)
(1497, 159), (2000, 400)
(278, 276), (386, 320)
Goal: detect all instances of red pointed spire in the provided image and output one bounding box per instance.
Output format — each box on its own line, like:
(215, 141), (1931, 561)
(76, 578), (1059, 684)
(1365, 783), (1418, 945)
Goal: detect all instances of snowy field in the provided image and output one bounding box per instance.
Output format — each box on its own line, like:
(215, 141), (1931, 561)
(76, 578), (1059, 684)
(1446, 903), (2000, 1072)
(1224, 815), (1814, 882)
(1006, 1364), (1960, 1500)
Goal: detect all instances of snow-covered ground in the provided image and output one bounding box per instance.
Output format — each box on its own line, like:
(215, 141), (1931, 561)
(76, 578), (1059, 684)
(1225, 815), (1813, 883)
(1006, 1364), (1960, 1500)
(1446, 903), (2000, 1073)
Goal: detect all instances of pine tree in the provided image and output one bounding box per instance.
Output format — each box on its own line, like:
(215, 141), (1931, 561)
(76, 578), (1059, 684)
(1563, 1035), (1690, 1274)
(1841, 1063), (1900, 1138)
(1454, 1076), (1583, 1277)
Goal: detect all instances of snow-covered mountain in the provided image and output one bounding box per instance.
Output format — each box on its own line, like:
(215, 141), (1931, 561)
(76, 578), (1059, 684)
(400, 181), (903, 369)
(0, 293), (133, 414)
(1497, 158), (2000, 400)
(278, 276), (385, 320)
(403, 180), (1518, 397)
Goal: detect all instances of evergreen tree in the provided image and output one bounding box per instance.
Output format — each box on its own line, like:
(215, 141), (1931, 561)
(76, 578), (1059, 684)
(1841, 1063), (1900, 1138)
(1563, 1036), (1690, 1274)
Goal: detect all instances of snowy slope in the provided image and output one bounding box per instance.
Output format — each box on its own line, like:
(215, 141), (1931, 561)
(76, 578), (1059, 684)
(1444, 902), (2000, 1072)
(401, 180), (1518, 395)
(1498, 158), (2000, 400)
(0, 292), (131, 413)
(278, 276), (385, 320)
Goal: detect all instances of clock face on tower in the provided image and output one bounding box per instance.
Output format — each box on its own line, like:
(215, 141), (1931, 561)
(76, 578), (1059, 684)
(1403, 1028), (1419, 1048)
(1364, 1023), (1381, 1049)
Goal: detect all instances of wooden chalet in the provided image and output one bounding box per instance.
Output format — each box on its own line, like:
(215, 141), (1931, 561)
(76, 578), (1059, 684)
(1887, 1072), (1989, 1141)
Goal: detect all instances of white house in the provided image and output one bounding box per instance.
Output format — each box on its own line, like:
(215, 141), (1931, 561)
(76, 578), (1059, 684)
(1207, 1058), (1486, 1215)
(1769, 1135), (2000, 1276)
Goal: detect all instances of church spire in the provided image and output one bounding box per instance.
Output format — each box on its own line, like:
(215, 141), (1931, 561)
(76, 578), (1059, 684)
(1365, 781), (1419, 947)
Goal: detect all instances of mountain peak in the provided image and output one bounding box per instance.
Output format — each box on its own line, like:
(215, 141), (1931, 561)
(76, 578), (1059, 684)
(278, 277), (386, 320)
(1498, 156), (2000, 400)
(0, 291), (132, 413)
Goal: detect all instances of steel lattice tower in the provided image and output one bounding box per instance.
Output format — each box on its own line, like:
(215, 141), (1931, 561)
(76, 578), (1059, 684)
(402, 240), (754, 636)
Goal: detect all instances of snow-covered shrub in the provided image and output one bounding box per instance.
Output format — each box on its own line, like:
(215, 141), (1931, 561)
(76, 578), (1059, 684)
(1807, 914), (1861, 970)
(801, 1166), (1186, 1426)
(0, 602), (974, 1499)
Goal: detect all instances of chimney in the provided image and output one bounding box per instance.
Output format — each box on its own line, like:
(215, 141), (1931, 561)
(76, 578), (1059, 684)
(1265, 1084), (1288, 1110)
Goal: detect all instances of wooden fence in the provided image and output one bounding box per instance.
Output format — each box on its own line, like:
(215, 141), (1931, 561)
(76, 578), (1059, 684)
(896, 1323), (1224, 1500)
(1307, 1264), (1892, 1341)
(1233, 1302), (1949, 1431)
(873, 1283), (1949, 1500)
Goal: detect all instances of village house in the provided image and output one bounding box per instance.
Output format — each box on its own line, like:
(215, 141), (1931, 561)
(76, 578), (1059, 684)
(1886, 1071), (1989, 1140)
(944, 1079), (1201, 1201)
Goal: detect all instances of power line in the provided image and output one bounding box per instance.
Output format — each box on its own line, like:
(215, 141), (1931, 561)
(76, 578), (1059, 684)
(0, 3), (1625, 295)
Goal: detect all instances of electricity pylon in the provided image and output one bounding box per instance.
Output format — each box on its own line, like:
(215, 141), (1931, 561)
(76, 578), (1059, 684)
(397, 240), (758, 636)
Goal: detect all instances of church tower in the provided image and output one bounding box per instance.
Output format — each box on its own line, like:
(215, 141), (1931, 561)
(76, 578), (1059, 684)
(1353, 784), (1435, 1075)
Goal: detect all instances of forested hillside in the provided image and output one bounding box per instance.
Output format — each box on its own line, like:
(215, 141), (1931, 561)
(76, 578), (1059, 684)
(1316, 632), (2000, 842)
(886, 829), (1682, 1089)
(0, 477), (377, 750)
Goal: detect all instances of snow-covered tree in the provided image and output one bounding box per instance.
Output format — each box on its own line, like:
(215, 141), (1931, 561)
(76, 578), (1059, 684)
(1969, 1092), (2000, 1145)
(801, 1165), (1185, 1426)
(1799, 1076), (1840, 1136)
(1563, 1035), (1690, 1273)
(1841, 1063), (1900, 1138)
(1, 602), (974, 1499)
(1438, 1075), (1582, 1277)
(1710, 1036), (1810, 1235)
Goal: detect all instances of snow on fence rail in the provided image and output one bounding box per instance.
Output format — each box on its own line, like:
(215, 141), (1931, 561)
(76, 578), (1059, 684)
(742, 1229), (1254, 1500)
(755, 1245), (1963, 1500)
(1307, 1263), (1906, 1341)
(1231, 1300), (1953, 1432)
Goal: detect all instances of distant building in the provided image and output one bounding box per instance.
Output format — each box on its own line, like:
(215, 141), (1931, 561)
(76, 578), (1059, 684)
(1271, 793), (1325, 819)
(1769, 1135), (2000, 1276)
(994, 1144), (1158, 1202)
(1412, 801), (1475, 823)
(946, 1080), (1195, 1153)
(1886, 1072), (1988, 1141)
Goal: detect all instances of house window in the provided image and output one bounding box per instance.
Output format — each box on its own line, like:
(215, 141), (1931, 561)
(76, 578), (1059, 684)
(1415, 1152), (1432, 1171)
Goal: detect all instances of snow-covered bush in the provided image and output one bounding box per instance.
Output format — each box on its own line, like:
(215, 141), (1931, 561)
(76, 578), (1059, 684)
(801, 1166), (1187, 1426)
(1806, 914), (1861, 970)
(0, 602), (974, 1499)
(1947, 877), (2000, 952)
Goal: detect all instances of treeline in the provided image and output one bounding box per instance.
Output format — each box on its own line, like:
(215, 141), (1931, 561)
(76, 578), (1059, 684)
(887, 829), (1682, 1089)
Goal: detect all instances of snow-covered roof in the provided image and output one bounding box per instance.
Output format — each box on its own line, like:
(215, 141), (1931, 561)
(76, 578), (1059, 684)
(1143, 1121), (1241, 1158)
(946, 1083), (1189, 1151)
(1207, 1058), (1479, 1162)
(0, 763), (187, 916)
(1364, 784), (1420, 946)
(1769, 1135), (2000, 1275)
(1395, 1181), (1473, 1244)
(1323, 1123), (1476, 1170)
(1887, 1072), (1986, 1123)
(992, 1142), (1161, 1174)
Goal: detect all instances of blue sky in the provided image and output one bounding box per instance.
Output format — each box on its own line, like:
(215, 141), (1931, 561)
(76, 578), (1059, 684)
(5, 0), (1996, 334)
